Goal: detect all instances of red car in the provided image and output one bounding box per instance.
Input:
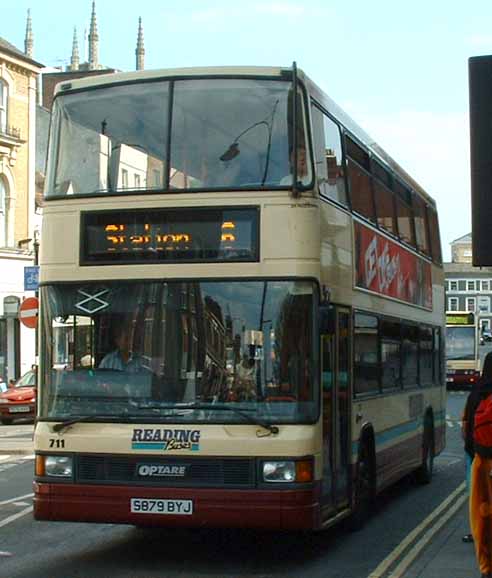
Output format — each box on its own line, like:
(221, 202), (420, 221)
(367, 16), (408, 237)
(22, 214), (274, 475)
(0, 370), (37, 425)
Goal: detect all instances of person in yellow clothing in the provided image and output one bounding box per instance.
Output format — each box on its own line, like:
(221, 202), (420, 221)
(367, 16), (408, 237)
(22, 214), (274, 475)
(469, 352), (492, 578)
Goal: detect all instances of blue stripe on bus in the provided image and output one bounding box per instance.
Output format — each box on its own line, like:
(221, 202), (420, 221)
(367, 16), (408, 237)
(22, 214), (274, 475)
(132, 443), (166, 450)
(351, 408), (447, 455)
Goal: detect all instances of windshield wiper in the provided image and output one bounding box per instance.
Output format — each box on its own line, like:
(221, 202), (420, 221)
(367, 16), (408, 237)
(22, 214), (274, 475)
(51, 414), (133, 434)
(136, 402), (279, 435)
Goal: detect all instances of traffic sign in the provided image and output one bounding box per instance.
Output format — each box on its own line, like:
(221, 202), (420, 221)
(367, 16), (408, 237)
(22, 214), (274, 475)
(19, 297), (39, 329)
(24, 266), (39, 291)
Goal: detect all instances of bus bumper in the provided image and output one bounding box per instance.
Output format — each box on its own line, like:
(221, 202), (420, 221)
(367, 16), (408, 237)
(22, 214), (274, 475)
(33, 481), (322, 530)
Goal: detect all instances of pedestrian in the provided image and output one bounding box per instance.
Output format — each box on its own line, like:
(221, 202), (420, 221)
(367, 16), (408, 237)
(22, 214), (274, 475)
(469, 351), (492, 577)
(462, 375), (484, 543)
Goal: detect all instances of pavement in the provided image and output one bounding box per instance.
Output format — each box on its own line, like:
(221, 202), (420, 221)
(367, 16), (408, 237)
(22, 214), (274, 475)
(0, 424), (34, 455)
(406, 499), (481, 578)
(0, 426), (482, 577)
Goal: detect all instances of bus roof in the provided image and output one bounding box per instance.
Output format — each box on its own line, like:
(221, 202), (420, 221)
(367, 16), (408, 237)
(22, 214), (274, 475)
(52, 65), (291, 95)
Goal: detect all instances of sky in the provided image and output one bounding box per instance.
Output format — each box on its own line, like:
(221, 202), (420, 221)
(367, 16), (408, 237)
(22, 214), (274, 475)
(4, 0), (492, 261)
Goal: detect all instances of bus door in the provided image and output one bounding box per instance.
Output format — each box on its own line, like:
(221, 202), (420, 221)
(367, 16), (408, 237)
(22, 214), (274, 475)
(320, 306), (352, 516)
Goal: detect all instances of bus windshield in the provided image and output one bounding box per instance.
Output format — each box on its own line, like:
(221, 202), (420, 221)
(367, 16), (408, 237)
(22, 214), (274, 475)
(46, 78), (311, 196)
(39, 280), (317, 424)
(445, 326), (476, 360)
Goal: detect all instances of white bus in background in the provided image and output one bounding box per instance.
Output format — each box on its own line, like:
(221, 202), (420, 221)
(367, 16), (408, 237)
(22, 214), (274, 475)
(445, 311), (480, 389)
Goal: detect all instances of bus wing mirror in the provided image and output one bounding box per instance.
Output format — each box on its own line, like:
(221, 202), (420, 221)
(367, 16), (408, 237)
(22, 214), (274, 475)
(320, 306), (336, 334)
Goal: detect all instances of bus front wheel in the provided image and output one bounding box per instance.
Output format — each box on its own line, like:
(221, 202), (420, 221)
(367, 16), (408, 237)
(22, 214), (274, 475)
(415, 419), (434, 485)
(349, 438), (375, 531)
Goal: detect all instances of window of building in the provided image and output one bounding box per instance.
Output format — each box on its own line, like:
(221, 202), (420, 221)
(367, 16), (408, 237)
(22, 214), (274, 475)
(466, 297), (476, 312)
(354, 313), (379, 395)
(445, 280), (449, 292)
(478, 296), (490, 314)
(0, 177), (6, 247)
(311, 106), (347, 206)
(0, 80), (7, 134)
(448, 297), (459, 311)
(121, 169), (128, 189)
(450, 280), (457, 291)
(483, 280), (489, 292)
(467, 280), (475, 292)
(458, 280), (466, 291)
(134, 174), (141, 188)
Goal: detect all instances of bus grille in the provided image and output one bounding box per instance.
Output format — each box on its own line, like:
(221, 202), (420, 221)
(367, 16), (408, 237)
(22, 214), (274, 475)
(75, 455), (256, 488)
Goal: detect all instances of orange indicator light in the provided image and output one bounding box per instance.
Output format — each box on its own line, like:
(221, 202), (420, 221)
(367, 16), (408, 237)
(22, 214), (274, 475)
(296, 460), (313, 483)
(35, 455), (45, 477)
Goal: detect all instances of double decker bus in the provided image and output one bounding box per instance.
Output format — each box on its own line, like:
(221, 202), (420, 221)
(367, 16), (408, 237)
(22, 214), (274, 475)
(445, 311), (480, 389)
(34, 65), (445, 531)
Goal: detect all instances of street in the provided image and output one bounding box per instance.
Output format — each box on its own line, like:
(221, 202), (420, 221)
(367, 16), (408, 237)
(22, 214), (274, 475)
(0, 393), (469, 578)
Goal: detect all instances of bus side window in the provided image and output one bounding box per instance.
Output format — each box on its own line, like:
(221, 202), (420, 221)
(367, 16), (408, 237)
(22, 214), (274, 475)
(345, 137), (375, 223)
(311, 105), (347, 206)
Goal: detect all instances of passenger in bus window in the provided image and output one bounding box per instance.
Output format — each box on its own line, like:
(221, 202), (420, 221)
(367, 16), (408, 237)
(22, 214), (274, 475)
(99, 324), (143, 373)
(279, 144), (307, 186)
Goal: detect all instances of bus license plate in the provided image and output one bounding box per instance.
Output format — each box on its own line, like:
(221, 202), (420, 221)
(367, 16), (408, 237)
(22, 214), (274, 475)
(130, 498), (193, 515)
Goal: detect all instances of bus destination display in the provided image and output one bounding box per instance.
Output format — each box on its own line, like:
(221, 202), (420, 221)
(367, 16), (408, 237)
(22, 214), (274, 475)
(446, 312), (475, 325)
(82, 207), (259, 264)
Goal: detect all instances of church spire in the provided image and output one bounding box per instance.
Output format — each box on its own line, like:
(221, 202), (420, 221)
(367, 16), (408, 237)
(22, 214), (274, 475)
(24, 9), (33, 58)
(88, 1), (99, 70)
(135, 17), (145, 71)
(70, 27), (80, 71)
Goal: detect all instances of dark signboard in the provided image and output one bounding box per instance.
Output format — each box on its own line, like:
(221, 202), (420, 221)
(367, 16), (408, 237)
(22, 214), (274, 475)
(82, 207), (259, 264)
(469, 55), (492, 266)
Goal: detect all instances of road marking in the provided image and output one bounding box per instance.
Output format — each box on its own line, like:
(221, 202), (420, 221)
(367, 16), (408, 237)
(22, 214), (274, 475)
(387, 492), (468, 578)
(0, 493), (33, 506)
(367, 482), (466, 578)
(0, 506), (33, 529)
(20, 455), (34, 460)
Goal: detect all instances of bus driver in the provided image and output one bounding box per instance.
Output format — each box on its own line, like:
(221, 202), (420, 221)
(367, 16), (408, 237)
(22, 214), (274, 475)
(99, 324), (143, 373)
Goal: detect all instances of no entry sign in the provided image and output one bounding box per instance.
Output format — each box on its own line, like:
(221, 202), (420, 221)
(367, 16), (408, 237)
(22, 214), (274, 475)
(19, 297), (39, 329)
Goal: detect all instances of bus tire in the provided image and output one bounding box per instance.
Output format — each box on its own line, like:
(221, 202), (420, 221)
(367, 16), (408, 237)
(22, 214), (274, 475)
(349, 437), (375, 531)
(0, 418), (12, 425)
(415, 418), (434, 485)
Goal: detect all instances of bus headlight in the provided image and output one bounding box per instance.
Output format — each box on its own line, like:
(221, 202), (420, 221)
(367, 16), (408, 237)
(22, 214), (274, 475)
(41, 455), (73, 477)
(262, 460), (313, 483)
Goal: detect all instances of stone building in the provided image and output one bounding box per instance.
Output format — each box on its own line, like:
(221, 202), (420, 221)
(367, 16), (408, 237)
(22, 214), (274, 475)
(0, 34), (43, 382)
(0, 2), (146, 382)
(444, 233), (492, 332)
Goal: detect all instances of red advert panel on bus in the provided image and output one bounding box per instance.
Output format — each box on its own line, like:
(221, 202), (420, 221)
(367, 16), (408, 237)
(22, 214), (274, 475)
(354, 222), (432, 309)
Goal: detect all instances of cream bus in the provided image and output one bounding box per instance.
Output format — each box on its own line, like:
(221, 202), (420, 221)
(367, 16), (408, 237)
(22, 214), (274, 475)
(33, 65), (445, 531)
(445, 311), (480, 389)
